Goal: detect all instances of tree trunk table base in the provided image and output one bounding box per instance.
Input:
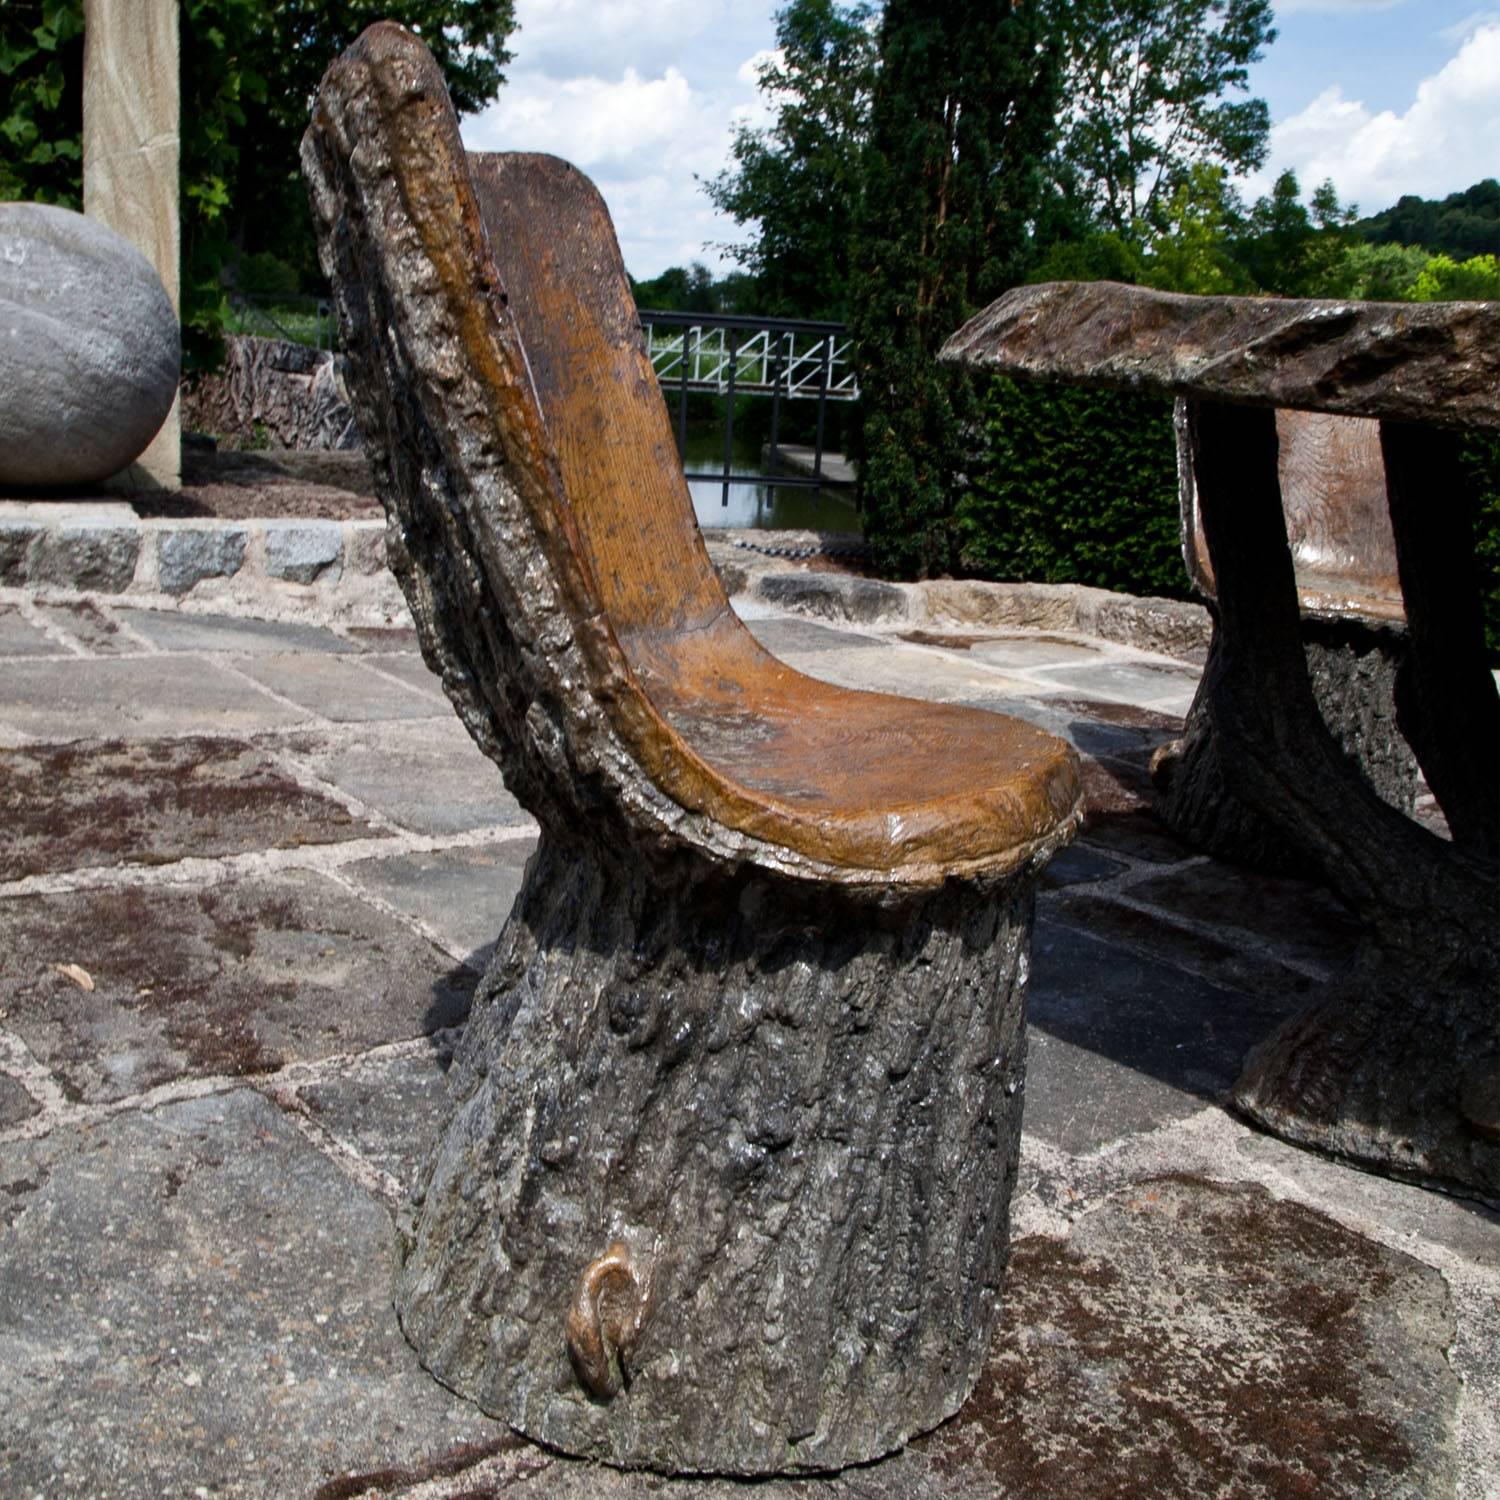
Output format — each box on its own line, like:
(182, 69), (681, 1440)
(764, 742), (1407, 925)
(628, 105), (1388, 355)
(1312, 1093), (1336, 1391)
(1185, 403), (1499, 1206)
(1155, 619), (1418, 875)
(395, 837), (1036, 1475)
(1234, 937), (1498, 1198)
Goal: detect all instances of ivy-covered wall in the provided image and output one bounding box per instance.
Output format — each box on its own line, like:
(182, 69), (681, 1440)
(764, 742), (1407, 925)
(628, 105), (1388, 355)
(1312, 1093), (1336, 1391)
(956, 379), (1188, 600)
(957, 377), (1500, 660)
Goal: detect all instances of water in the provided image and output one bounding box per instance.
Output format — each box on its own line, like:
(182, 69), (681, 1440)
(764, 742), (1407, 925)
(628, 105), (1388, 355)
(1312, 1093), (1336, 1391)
(680, 430), (862, 535)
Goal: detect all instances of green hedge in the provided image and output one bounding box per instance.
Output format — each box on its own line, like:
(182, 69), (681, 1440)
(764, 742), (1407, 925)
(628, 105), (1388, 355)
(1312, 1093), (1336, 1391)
(955, 377), (1500, 660)
(956, 378), (1189, 599)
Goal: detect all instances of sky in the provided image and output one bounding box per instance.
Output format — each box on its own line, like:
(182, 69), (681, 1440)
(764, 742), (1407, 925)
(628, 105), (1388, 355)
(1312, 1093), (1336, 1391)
(459, 0), (1500, 281)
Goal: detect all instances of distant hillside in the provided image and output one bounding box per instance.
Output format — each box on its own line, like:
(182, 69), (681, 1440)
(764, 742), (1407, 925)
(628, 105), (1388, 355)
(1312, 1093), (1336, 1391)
(1355, 180), (1500, 258)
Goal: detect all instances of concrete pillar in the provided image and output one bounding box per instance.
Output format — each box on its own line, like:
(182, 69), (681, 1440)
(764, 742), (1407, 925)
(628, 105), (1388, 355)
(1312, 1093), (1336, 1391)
(83, 0), (181, 490)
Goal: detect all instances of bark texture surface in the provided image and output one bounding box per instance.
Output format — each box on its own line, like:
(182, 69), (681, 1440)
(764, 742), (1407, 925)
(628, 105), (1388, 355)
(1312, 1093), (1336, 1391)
(180, 335), (359, 451)
(397, 838), (1036, 1473)
(1155, 620), (1417, 875)
(300, 26), (1078, 893)
(947, 280), (1498, 1202)
(1162, 403), (1417, 867)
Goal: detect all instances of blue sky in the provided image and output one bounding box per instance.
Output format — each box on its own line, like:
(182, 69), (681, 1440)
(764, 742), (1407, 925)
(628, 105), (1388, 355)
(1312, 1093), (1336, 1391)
(460, 1), (1500, 279)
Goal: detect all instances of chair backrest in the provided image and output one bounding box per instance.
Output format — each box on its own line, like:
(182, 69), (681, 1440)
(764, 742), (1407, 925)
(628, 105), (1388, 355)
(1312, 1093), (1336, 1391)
(1179, 407), (1404, 625)
(467, 152), (732, 643)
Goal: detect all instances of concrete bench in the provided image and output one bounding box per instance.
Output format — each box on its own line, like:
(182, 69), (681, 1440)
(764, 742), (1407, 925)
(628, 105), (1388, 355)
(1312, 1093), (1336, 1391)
(944, 280), (1498, 1206)
(1168, 406), (1418, 869)
(303, 23), (1080, 1476)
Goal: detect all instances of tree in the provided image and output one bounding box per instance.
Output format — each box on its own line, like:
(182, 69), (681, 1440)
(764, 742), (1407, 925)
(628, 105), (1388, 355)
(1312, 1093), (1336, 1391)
(1355, 180), (1500, 260)
(629, 262), (755, 314)
(1229, 168), (1354, 296)
(849, 0), (1061, 577)
(1139, 163), (1251, 293)
(1313, 240), (1433, 301)
(704, 0), (877, 320)
(0, 1), (84, 206)
(1408, 252), (1500, 303)
(1054, 0), (1275, 236)
(1, 2), (517, 367)
(217, 2), (515, 287)
(1026, 229), (1144, 285)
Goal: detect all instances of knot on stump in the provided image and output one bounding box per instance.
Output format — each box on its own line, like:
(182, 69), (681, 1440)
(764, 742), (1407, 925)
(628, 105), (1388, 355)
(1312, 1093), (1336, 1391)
(566, 1240), (655, 1399)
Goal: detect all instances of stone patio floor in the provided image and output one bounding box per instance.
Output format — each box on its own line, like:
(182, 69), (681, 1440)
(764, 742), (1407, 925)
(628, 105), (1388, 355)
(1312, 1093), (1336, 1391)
(0, 587), (1495, 1498)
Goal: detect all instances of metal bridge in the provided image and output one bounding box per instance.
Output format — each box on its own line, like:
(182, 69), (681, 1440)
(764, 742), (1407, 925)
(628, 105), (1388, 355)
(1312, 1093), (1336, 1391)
(639, 311), (859, 403)
(637, 309), (858, 501)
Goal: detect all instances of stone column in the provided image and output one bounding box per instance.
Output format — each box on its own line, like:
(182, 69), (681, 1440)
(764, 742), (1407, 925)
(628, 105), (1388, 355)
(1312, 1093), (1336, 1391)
(83, 0), (181, 491)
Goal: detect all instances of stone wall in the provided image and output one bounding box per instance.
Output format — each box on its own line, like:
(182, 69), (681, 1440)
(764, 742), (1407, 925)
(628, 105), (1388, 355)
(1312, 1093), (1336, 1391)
(0, 506), (401, 624)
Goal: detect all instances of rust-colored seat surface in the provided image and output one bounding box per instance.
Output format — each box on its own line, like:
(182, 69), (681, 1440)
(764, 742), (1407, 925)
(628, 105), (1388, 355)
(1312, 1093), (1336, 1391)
(318, 58), (1077, 884)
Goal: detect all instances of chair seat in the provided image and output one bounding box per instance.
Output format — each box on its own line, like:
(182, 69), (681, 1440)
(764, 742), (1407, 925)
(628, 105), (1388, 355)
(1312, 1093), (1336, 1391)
(626, 613), (1080, 877)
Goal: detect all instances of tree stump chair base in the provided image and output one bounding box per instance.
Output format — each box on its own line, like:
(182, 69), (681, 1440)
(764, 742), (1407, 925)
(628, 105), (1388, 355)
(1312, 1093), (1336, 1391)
(396, 836), (1041, 1474)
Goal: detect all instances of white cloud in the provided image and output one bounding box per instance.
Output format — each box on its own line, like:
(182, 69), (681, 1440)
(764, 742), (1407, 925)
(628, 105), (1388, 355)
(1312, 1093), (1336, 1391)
(458, 3), (782, 278)
(467, 67), (704, 169)
(1241, 23), (1500, 213)
(737, 47), (781, 86)
(508, 0), (727, 75)
(463, 61), (753, 275)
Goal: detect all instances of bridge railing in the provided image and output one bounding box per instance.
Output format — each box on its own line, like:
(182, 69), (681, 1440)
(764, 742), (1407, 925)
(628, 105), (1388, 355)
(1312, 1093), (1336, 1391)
(639, 312), (859, 402)
(637, 309), (859, 506)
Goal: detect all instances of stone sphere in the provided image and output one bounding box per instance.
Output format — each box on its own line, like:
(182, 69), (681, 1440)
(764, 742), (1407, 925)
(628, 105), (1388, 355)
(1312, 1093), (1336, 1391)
(0, 202), (180, 487)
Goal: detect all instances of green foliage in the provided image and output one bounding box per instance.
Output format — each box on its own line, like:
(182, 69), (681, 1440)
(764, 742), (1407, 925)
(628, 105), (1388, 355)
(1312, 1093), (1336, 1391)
(630, 262), (756, 315)
(1027, 231), (1143, 285)
(1355, 180), (1499, 260)
(222, 297), (330, 348)
(1, 1), (516, 371)
(850, 0), (1060, 579)
(1292, 241), (1500, 303)
(1139, 164), (1253, 293)
(704, 0), (877, 320)
(0, 1), (84, 206)
(957, 380), (1185, 596)
(1229, 168), (1355, 295)
(217, 1), (514, 292)
(1463, 433), (1500, 659)
(1311, 240), (1432, 301)
(235, 251), (301, 300)
(1053, 0), (1275, 236)
(1408, 253), (1500, 303)
(179, 0), (267, 372)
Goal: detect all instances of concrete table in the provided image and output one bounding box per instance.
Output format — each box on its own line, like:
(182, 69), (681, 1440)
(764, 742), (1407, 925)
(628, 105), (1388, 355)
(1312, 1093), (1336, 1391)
(944, 281), (1499, 1204)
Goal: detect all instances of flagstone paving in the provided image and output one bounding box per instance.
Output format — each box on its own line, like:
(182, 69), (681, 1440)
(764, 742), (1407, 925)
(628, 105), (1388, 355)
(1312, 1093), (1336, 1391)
(1, 587), (1495, 1499)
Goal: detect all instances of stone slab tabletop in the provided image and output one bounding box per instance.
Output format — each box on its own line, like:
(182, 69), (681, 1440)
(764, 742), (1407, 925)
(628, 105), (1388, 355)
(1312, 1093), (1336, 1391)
(940, 280), (1500, 430)
(1, 588), (1495, 1498)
